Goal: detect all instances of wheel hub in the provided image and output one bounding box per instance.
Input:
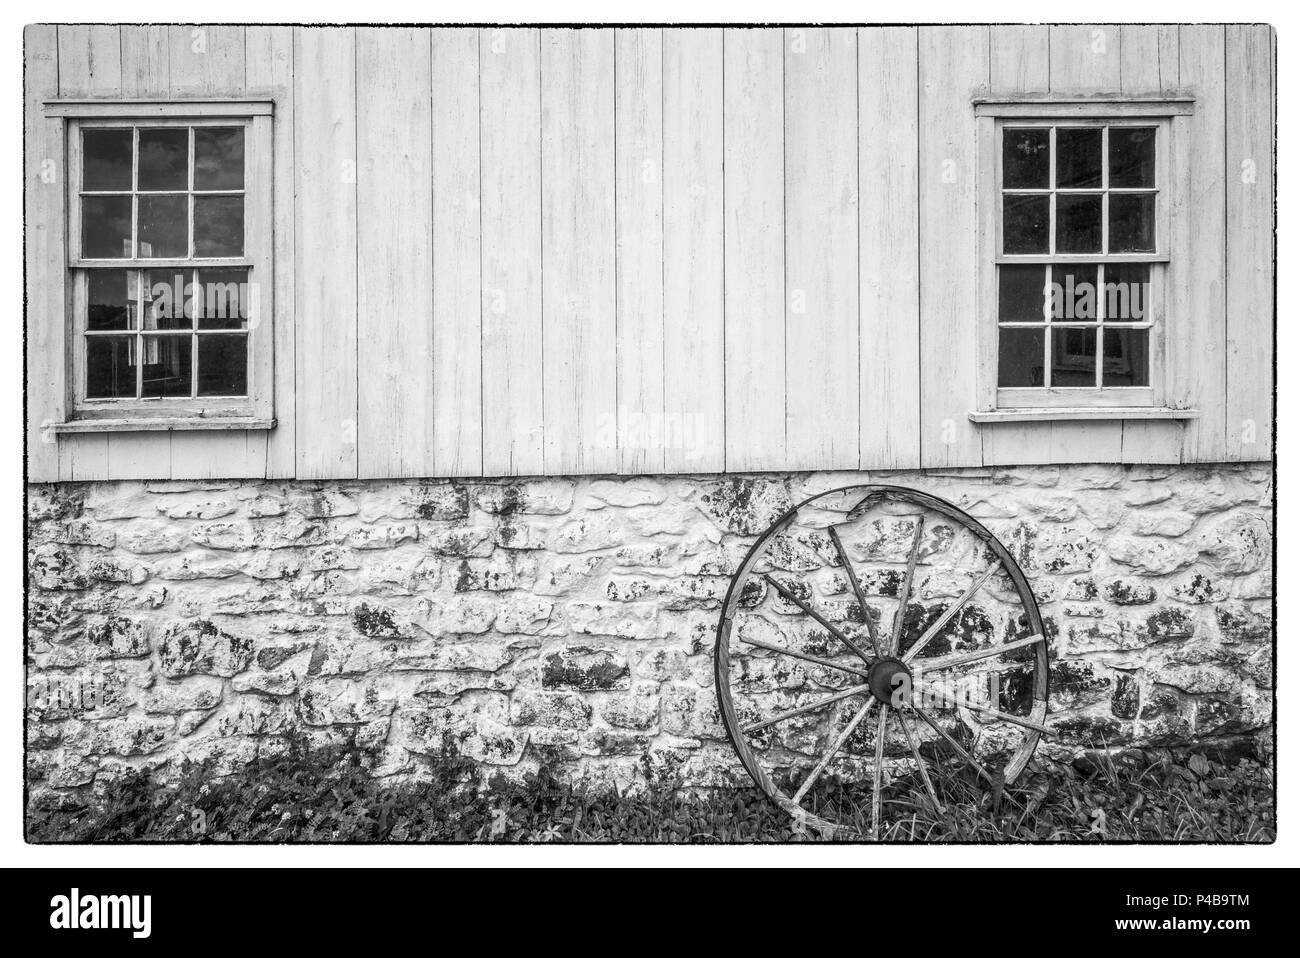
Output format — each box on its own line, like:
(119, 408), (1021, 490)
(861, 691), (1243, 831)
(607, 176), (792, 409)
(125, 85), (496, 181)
(868, 657), (913, 708)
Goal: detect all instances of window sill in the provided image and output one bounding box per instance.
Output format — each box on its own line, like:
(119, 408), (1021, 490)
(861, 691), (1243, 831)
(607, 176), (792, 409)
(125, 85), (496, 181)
(969, 407), (1197, 424)
(53, 416), (276, 435)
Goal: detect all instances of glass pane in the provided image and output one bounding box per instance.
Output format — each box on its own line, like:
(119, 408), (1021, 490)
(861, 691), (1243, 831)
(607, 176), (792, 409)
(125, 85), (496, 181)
(198, 334), (249, 396)
(87, 270), (131, 330)
(140, 334), (192, 398)
(998, 265), (1046, 322)
(1102, 264), (1150, 322)
(1103, 328), (1150, 386)
(194, 196), (244, 257)
(1056, 128), (1102, 188)
(998, 327), (1045, 387)
(197, 269), (250, 329)
(1109, 127), (1156, 188)
(1049, 265), (1099, 322)
(1002, 128), (1049, 189)
(138, 128), (189, 191)
(86, 336), (136, 398)
(1056, 194), (1102, 253)
(82, 129), (132, 191)
(1109, 193), (1155, 252)
(1003, 194), (1049, 254)
(138, 269), (192, 330)
(138, 194), (189, 258)
(82, 195), (132, 258)
(194, 127), (245, 190)
(1050, 327), (1097, 386)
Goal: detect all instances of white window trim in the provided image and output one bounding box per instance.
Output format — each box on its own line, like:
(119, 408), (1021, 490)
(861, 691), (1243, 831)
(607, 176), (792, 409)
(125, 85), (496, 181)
(45, 100), (275, 433)
(972, 99), (1198, 423)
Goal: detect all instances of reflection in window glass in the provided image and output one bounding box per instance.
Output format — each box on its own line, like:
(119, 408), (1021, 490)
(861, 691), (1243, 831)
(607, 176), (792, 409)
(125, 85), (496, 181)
(86, 336), (136, 398)
(87, 270), (131, 330)
(998, 265), (1046, 323)
(198, 335), (249, 396)
(1103, 328), (1150, 386)
(1003, 194), (1050, 254)
(1002, 128), (1050, 189)
(137, 128), (189, 191)
(82, 129), (132, 191)
(1056, 128), (1103, 188)
(194, 196), (245, 257)
(998, 327), (1045, 387)
(1056, 194), (1102, 253)
(82, 196), (132, 258)
(138, 194), (190, 258)
(1109, 127), (1156, 188)
(194, 127), (244, 190)
(140, 335), (193, 398)
(1109, 193), (1155, 252)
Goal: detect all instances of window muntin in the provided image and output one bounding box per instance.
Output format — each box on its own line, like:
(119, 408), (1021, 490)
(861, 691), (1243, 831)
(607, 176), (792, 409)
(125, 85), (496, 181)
(995, 121), (1163, 403)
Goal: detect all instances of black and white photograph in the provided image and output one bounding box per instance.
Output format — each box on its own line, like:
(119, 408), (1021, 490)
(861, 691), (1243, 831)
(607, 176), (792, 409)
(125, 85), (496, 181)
(4, 0), (1291, 913)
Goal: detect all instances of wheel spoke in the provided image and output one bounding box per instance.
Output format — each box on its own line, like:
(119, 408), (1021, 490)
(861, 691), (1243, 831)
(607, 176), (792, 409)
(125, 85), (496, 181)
(741, 683), (871, 734)
(909, 705), (993, 783)
(888, 516), (926, 656)
(792, 698), (877, 804)
(897, 708), (944, 812)
(763, 573), (874, 665)
(739, 636), (870, 679)
(828, 526), (881, 656)
(871, 706), (889, 839)
(917, 681), (1054, 736)
(914, 633), (1044, 674)
(902, 563), (1001, 664)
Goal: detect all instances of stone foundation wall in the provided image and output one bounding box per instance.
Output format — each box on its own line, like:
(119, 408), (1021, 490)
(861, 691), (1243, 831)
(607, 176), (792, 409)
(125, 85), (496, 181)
(26, 463), (1273, 793)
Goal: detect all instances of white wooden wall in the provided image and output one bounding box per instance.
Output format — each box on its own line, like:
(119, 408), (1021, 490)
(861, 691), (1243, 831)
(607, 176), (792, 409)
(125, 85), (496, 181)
(25, 25), (1275, 483)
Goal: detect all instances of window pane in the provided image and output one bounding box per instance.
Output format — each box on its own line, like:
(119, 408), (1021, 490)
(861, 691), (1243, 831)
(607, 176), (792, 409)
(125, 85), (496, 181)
(1049, 265), (1099, 322)
(140, 335), (192, 398)
(82, 129), (132, 191)
(998, 327), (1045, 387)
(1002, 128), (1050, 189)
(1109, 127), (1156, 188)
(197, 269), (250, 329)
(82, 195), (132, 258)
(998, 265), (1045, 322)
(1103, 328), (1149, 386)
(87, 270), (131, 330)
(1102, 264), (1149, 322)
(194, 127), (244, 190)
(1056, 128), (1102, 188)
(1050, 327), (1097, 386)
(138, 128), (189, 191)
(138, 269), (192, 330)
(1003, 194), (1049, 254)
(86, 336), (136, 398)
(198, 334), (249, 396)
(1108, 193), (1155, 253)
(138, 194), (189, 258)
(1056, 194), (1102, 253)
(194, 196), (244, 257)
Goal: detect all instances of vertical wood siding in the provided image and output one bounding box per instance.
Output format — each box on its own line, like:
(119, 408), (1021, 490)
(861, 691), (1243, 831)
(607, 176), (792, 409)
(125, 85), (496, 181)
(25, 25), (1275, 483)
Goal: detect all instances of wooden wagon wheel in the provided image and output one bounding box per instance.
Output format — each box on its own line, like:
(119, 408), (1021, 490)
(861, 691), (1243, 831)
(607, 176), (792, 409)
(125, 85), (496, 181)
(714, 484), (1051, 839)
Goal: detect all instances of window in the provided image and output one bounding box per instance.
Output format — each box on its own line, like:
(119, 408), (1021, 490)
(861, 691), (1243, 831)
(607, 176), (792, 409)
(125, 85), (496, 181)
(51, 102), (273, 430)
(997, 121), (1164, 407)
(973, 100), (1192, 420)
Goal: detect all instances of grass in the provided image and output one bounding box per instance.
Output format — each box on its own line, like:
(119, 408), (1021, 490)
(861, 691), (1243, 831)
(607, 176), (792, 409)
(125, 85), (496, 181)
(26, 739), (1274, 843)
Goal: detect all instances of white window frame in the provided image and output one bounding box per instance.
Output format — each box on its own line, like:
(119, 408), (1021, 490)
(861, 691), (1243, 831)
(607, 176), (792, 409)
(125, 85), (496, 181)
(972, 98), (1199, 423)
(46, 100), (274, 433)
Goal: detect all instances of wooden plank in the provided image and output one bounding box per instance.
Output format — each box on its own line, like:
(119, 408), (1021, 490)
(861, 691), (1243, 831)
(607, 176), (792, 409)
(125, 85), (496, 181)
(662, 28), (724, 473)
(121, 25), (171, 98)
(723, 27), (785, 472)
(247, 26), (297, 479)
(859, 26), (920, 470)
(54, 25), (118, 480)
(293, 27), (359, 479)
(167, 25), (246, 97)
(1170, 25), (1227, 462)
(356, 28), (435, 479)
(615, 28), (664, 475)
(990, 24), (1049, 95)
(785, 27), (858, 471)
(479, 27), (544, 477)
(541, 29), (617, 475)
(167, 24), (261, 479)
(1224, 24), (1274, 462)
(431, 27), (483, 477)
(1119, 25), (1182, 462)
(919, 25), (987, 467)
(1049, 24), (1122, 95)
(25, 25), (64, 482)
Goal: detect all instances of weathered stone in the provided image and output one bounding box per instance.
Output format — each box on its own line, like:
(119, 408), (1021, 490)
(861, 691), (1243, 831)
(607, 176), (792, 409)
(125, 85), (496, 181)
(496, 596), (553, 635)
(1169, 571), (1228, 604)
(1107, 536), (1197, 575)
(455, 553), (537, 592)
(585, 479), (666, 508)
(158, 620), (254, 677)
(140, 676), (224, 714)
(1102, 578), (1157, 606)
(417, 596), (497, 635)
(475, 480), (575, 516)
(1198, 512), (1270, 574)
(541, 645), (630, 691)
(1111, 672), (1140, 719)
(510, 690), (592, 729)
(699, 477), (792, 535)
(300, 679), (396, 725)
(84, 616), (151, 658)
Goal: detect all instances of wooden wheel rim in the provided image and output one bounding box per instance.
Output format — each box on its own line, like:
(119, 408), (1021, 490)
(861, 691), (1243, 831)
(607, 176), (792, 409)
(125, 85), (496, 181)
(713, 484), (1050, 839)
